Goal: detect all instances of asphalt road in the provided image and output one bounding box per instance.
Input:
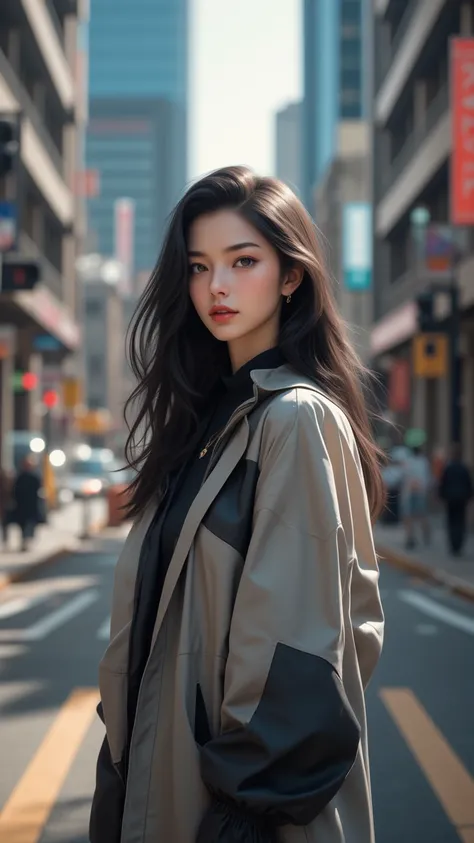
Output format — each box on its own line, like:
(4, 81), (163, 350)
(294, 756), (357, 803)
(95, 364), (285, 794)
(0, 533), (473, 843)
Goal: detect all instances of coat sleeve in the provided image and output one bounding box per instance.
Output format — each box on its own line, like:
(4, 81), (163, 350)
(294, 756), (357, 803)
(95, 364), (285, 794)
(196, 391), (384, 843)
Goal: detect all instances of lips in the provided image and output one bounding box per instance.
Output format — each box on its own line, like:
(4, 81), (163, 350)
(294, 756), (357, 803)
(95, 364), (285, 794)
(209, 305), (237, 315)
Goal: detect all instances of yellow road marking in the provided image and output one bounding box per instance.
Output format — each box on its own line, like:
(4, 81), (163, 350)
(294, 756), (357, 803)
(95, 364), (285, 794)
(0, 688), (99, 843)
(381, 688), (474, 841)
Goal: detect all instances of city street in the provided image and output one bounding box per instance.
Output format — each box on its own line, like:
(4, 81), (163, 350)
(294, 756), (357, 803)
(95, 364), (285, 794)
(0, 536), (473, 843)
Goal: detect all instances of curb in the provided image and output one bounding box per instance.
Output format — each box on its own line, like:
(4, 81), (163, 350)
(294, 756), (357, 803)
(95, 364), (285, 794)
(377, 543), (474, 603)
(0, 518), (108, 592)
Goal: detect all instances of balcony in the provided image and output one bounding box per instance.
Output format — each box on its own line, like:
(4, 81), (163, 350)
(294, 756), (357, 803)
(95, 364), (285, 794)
(375, 0), (447, 125)
(383, 83), (449, 194)
(18, 0), (74, 112)
(0, 49), (73, 226)
(376, 84), (450, 236)
(0, 49), (64, 176)
(378, 0), (421, 86)
(45, 0), (64, 47)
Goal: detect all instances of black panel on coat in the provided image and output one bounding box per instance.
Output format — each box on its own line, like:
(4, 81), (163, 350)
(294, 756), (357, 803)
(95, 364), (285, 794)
(198, 643), (361, 833)
(202, 458), (259, 557)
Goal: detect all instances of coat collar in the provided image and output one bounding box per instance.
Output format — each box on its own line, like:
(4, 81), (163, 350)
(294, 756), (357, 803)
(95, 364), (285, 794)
(250, 363), (326, 398)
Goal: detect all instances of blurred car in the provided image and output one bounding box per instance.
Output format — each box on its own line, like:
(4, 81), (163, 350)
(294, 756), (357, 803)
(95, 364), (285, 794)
(58, 455), (133, 503)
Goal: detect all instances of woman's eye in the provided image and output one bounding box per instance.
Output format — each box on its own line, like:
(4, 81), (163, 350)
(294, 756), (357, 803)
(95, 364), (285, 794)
(235, 257), (256, 268)
(189, 263), (207, 275)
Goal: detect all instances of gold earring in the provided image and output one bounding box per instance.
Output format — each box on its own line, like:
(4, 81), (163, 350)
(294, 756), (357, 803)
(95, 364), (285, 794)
(286, 294), (292, 304)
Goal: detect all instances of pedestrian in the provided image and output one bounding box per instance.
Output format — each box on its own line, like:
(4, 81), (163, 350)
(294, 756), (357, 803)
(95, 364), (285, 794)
(0, 466), (14, 547)
(12, 455), (42, 552)
(90, 166), (385, 843)
(400, 444), (432, 550)
(438, 443), (473, 556)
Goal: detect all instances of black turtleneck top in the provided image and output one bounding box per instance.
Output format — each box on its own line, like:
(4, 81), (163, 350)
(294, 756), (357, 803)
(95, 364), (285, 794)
(126, 347), (285, 744)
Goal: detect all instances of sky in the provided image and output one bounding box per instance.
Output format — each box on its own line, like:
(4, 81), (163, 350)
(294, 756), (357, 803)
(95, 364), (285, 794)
(189, 0), (302, 181)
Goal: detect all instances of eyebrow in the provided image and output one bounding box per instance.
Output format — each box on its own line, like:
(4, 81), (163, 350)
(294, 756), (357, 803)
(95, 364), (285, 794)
(188, 241), (262, 257)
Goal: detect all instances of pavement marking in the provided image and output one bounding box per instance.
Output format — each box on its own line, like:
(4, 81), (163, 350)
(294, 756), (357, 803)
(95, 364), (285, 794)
(97, 616), (110, 640)
(23, 591), (99, 641)
(0, 593), (50, 620)
(0, 687), (99, 843)
(398, 589), (474, 636)
(0, 590), (99, 642)
(381, 688), (474, 838)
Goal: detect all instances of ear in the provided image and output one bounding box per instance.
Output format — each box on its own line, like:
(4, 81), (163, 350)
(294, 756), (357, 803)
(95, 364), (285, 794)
(281, 264), (304, 297)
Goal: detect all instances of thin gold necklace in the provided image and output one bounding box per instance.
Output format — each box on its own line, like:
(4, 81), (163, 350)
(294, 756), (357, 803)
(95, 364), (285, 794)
(199, 429), (223, 459)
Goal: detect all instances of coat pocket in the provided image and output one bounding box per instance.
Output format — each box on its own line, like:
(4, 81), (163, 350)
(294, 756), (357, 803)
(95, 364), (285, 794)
(98, 621), (131, 765)
(194, 683), (212, 747)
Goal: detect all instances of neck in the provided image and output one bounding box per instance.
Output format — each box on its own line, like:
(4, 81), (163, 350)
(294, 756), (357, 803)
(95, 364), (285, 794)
(227, 327), (279, 373)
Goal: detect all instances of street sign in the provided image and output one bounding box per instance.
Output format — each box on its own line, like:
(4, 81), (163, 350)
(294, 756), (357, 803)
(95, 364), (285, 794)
(63, 378), (82, 409)
(451, 38), (474, 224)
(0, 201), (17, 252)
(413, 333), (448, 378)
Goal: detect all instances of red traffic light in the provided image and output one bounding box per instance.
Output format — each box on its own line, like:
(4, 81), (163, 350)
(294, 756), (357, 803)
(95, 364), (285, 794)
(1, 261), (40, 292)
(43, 389), (58, 409)
(21, 372), (38, 391)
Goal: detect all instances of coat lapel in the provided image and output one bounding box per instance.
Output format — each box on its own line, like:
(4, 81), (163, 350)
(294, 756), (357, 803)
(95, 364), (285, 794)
(150, 415), (250, 649)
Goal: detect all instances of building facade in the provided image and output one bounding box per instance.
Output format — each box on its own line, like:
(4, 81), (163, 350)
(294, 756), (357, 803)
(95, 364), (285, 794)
(86, 0), (188, 289)
(301, 0), (368, 210)
(78, 254), (128, 449)
(0, 0), (87, 471)
(86, 98), (177, 277)
(275, 102), (302, 196)
(371, 0), (474, 463)
(315, 122), (373, 362)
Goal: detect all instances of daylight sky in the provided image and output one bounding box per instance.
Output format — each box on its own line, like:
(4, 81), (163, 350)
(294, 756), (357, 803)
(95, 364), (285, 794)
(189, 0), (302, 180)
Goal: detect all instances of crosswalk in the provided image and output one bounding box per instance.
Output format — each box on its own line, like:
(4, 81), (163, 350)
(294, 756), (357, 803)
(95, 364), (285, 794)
(0, 583), (110, 643)
(2, 579), (474, 646)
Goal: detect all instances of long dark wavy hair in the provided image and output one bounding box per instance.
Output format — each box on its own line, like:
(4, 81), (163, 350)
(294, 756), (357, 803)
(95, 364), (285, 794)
(124, 165), (384, 520)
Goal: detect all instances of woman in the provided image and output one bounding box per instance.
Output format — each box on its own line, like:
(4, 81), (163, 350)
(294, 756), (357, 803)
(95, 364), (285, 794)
(90, 166), (385, 843)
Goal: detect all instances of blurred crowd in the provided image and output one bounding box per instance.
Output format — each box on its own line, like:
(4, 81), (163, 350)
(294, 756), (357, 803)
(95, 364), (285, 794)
(381, 441), (473, 557)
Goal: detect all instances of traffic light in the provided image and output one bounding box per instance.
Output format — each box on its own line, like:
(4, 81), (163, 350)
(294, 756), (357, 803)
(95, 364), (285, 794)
(416, 290), (436, 333)
(43, 390), (59, 409)
(0, 261), (40, 292)
(0, 119), (18, 176)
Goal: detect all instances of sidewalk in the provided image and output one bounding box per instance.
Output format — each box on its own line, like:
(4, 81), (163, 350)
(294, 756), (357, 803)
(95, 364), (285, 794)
(0, 498), (108, 590)
(375, 519), (474, 601)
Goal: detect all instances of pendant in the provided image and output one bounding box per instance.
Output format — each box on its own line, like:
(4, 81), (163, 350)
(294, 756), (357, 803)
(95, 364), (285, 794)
(199, 447), (207, 459)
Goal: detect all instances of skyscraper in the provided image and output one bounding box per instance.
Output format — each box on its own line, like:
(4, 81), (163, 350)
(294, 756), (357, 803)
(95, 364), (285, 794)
(275, 102), (302, 196)
(86, 0), (188, 284)
(301, 0), (368, 210)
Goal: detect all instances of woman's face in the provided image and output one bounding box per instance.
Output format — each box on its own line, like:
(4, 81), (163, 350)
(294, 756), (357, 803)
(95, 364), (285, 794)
(188, 209), (300, 371)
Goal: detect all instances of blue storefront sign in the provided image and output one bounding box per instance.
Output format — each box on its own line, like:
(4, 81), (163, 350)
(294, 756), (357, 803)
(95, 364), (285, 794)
(342, 203), (372, 291)
(0, 201), (17, 252)
(33, 334), (63, 352)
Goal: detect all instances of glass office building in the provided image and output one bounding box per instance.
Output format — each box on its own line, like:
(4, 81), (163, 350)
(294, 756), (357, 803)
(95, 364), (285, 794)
(302, 0), (367, 210)
(87, 0), (188, 280)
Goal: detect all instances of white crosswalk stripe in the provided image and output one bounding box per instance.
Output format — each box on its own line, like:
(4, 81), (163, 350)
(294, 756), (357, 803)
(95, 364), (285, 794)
(0, 590), (99, 642)
(398, 589), (474, 636)
(97, 616), (110, 641)
(0, 593), (50, 620)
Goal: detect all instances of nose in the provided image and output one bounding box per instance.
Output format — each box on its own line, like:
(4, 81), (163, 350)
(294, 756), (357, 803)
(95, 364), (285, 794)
(209, 266), (231, 298)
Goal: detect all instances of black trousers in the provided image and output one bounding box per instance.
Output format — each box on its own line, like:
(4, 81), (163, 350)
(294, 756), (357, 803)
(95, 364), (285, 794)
(446, 503), (467, 555)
